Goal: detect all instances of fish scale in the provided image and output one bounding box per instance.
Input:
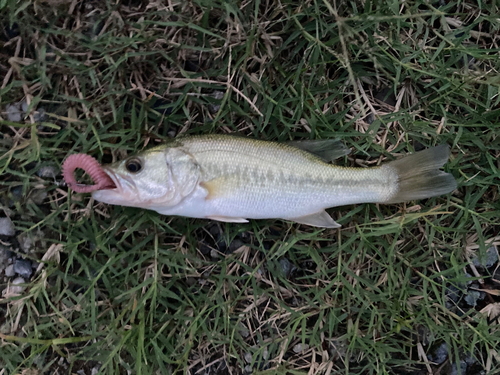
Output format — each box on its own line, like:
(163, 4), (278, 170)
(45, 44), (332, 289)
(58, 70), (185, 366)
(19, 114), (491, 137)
(166, 136), (395, 219)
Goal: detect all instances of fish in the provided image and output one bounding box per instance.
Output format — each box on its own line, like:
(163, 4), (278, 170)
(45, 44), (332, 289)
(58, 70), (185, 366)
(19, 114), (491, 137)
(76, 134), (456, 228)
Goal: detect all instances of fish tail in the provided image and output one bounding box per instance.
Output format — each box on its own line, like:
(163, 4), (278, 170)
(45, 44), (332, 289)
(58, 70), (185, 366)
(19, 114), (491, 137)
(383, 145), (457, 204)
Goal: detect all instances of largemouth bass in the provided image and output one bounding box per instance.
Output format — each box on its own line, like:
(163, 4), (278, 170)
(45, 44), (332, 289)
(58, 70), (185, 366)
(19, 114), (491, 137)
(91, 135), (456, 228)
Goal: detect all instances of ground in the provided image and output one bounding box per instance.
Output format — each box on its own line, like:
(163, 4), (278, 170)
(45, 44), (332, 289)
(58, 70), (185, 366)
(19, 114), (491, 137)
(1, 0), (500, 374)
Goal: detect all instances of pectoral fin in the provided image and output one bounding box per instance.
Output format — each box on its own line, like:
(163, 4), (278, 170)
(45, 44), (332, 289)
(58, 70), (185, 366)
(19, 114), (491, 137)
(287, 139), (350, 162)
(289, 211), (341, 228)
(200, 177), (232, 200)
(207, 215), (249, 223)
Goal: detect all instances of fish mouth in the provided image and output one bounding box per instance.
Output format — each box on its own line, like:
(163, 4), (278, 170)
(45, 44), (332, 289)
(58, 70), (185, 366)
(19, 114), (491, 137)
(100, 167), (121, 191)
(91, 167), (139, 205)
(96, 167), (139, 199)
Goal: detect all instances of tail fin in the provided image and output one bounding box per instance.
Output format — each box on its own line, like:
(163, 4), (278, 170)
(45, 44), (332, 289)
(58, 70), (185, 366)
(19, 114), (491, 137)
(384, 145), (457, 204)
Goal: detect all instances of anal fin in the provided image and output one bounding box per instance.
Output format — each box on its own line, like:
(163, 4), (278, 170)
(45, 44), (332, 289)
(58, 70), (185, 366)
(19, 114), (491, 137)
(288, 211), (341, 228)
(207, 215), (249, 223)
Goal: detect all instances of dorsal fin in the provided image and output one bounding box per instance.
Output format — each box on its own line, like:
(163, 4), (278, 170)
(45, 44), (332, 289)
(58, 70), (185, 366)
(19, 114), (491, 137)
(286, 139), (350, 162)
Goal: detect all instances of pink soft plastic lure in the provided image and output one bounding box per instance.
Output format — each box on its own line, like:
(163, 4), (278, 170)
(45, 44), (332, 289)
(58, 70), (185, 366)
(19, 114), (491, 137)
(62, 154), (116, 193)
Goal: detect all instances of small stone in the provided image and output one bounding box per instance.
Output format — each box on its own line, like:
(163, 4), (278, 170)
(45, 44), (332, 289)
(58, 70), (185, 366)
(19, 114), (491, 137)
(428, 342), (448, 365)
(244, 352), (252, 363)
(449, 360), (469, 375)
(37, 165), (59, 179)
(0, 217), (15, 236)
(33, 107), (47, 122)
(5, 264), (15, 277)
(21, 100), (28, 113)
(244, 365), (252, 374)
(445, 285), (462, 305)
(227, 239), (244, 253)
(213, 90), (224, 100)
(364, 113), (375, 125)
(14, 259), (33, 279)
(6, 103), (23, 122)
(17, 233), (34, 253)
(7, 277), (26, 294)
(208, 90), (225, 113)
(293, 343), (308, 353)
(210, 249), (220, 259)
(239, 324), (250, 338)
(464, 290), (483, 306)
(262, 348), (269, 360)
(278, 258), (296, 278)
(464, 272), (473, 286)
(472, 246), (499, 269)
(465, 354), (477, 366)
(199, 242), (212, 255)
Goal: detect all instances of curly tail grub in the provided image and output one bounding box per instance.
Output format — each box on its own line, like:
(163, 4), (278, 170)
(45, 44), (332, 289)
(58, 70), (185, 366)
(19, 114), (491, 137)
(62, 154), (116, 193)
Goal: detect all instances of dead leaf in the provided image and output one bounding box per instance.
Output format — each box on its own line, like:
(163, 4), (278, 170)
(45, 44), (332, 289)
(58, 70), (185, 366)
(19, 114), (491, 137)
(480, 303), (500, 320)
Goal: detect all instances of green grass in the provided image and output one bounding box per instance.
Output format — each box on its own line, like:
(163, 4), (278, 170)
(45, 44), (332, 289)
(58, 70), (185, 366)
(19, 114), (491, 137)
(1, 0), (500, 374)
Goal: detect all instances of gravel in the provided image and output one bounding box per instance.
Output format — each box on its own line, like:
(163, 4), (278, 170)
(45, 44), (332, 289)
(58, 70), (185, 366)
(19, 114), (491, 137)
(37, 165), (59, 179)
(244, 352), (252, 363)
(17, 232), (35, 253)
(472, 245), (499, 269)
(208, 90), (225, 113)
(278, 258), (296, 278)
(238, 323), (250, 338)
(14, 258), (33, 279)
(293, 343), (309, 353)
(5, 277), (26, 295)
(428, 342), (448, 365)
(6, 103), (23, 122)
(5, 264), (15, 277)
(0, 217), (16, 236)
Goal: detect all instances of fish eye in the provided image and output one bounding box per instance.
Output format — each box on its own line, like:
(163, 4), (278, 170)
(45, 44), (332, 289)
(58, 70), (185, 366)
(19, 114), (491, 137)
(125, 158), (142, 173)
